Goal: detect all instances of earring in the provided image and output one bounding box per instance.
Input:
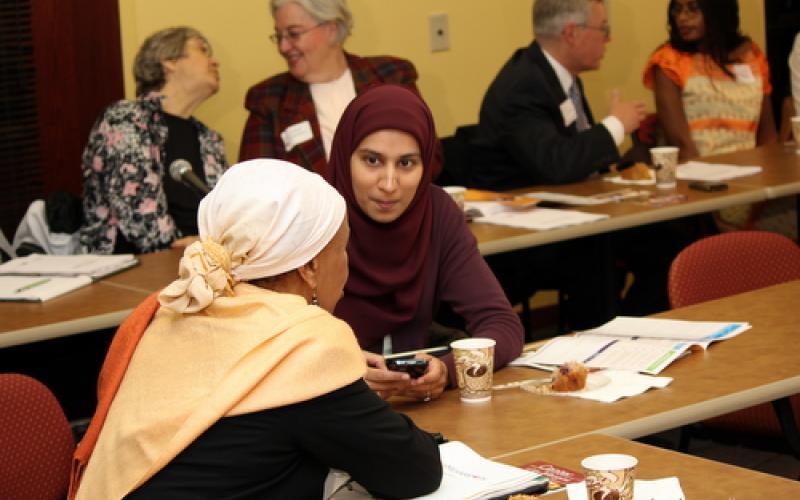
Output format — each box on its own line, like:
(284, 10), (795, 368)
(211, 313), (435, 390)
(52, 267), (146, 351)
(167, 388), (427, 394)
(310, 290), (319, 306)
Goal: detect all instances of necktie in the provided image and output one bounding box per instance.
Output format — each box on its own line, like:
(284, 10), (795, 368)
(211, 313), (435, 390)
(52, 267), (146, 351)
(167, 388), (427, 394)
(569, 81), (590, 132)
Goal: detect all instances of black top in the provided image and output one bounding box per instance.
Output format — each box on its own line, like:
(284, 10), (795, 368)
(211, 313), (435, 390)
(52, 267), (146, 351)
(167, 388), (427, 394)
(471, 41), (619, 190)
(126, 380), (442, 500)
(161, 112), (205, 237)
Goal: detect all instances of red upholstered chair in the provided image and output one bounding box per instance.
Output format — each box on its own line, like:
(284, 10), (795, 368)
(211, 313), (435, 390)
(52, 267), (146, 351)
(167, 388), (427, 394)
(0, 374), (75, 500)
(668, 231), (800, 455)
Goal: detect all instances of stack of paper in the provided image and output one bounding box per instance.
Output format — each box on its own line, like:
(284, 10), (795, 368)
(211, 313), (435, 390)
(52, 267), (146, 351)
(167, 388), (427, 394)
(417, 441), (548, 499)
(511, 317), (750, 374)
(677, 161), (762, 181)
(323, 441), (548, 500)
(474, 207), (609, 231)
(0, 254), (138, 280)
(0, 253), (139, 302)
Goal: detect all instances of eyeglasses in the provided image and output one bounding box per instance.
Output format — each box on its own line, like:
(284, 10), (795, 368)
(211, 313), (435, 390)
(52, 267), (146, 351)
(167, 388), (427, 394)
(670, 3), (701, 18)
(269, 23), (324, 44)
(579, 23), (611, 38)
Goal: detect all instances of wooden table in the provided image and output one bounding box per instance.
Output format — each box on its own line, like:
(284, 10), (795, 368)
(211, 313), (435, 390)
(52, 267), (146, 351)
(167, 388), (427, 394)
(395, 281), (800, 459)
(0, 249), (182, 348)
(474, 143), (800, 255)
(500, 433), (800, 498)
(3, 145), (798, 345)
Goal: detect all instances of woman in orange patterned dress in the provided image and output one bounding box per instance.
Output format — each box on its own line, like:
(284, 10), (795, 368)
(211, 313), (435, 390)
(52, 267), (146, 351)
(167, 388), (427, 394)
(644, 0), (795, 236)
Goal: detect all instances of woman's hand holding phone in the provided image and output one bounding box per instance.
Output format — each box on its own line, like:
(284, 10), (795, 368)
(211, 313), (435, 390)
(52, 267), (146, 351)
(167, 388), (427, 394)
(401, 354), (448, 402)
(362, 351), (412, 400)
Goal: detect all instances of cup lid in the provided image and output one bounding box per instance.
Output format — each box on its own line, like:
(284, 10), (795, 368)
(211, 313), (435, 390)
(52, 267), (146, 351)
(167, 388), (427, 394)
(450, 337), (496, 349)
(581, 454), (638, 470)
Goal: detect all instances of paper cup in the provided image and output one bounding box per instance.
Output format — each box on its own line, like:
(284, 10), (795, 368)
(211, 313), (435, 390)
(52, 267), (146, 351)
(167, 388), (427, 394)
(581, 454), (638, 500)
(443, 186), (467, 210)
(650, 146), (678, 189)
(451, 338), (495, 403)
(792, 117), (800, 153)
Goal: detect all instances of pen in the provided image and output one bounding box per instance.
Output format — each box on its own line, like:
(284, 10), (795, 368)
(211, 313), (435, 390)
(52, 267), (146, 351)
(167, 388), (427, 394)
(14, 278), (51, 293)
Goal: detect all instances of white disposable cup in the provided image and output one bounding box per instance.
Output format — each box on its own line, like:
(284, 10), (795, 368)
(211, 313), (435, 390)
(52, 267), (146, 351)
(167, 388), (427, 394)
(443, 186), (467, 210)
(791, 116), (800, 154)
(650, 146), (679, 189)
(582, 454), (638, 500)
(450, 338), (495, 403)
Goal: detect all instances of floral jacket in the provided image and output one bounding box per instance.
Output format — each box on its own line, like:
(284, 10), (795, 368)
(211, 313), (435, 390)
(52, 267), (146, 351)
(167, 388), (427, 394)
(79, 93), (227, 254)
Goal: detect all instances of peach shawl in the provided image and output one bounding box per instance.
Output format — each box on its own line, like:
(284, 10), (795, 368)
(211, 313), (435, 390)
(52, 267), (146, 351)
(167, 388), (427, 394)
(70, 284), (365, 499)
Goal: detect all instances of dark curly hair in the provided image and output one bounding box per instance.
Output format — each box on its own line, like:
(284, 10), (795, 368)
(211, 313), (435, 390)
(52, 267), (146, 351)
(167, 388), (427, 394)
(667, 0), (749, 78)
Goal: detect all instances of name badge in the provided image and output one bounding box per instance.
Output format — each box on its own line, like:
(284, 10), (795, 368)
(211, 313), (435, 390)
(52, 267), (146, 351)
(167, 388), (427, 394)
(560, 98), (577, 128)
(280, 121), (314, 151)
(732, 64), (755, 84)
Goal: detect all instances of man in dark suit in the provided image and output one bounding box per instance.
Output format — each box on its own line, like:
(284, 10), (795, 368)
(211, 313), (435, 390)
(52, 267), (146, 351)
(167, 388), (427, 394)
(472, 0), (645, 190)
(470, 0), (694, 331)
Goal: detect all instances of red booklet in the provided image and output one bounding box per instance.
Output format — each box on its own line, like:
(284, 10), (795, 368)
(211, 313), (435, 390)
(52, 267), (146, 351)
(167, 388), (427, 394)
(520, 461), (585, 492)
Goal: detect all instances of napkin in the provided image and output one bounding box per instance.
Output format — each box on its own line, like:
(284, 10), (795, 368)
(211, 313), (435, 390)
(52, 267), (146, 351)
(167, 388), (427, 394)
(676, 161), (762, 181)
(603, 175), (656, 186)
(526, 370), (672, 403)
(566, 477), (685, 500)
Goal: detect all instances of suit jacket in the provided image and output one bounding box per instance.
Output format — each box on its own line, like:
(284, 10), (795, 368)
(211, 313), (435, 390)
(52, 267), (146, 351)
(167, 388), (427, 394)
(239, 53), (418, 176)
(471, 41), (619, 191)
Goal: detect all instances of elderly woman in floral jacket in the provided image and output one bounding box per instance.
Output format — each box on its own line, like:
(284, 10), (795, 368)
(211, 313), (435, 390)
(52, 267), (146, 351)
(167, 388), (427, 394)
(80, 26), (227, 254)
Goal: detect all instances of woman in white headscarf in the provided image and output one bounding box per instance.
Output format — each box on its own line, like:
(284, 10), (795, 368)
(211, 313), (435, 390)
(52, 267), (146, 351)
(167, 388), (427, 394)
(69, 159), (442, 500)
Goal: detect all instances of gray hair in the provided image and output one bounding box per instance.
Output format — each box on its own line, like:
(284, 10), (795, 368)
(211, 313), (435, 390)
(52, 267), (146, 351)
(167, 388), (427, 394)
(270, 0), (352, 44)
(133, 26), (210, 96)
(533, 0), (603, 40)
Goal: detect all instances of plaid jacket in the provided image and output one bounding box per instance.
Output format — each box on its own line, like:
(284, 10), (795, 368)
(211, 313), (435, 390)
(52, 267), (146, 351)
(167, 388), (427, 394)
(238, 52), (418, 176)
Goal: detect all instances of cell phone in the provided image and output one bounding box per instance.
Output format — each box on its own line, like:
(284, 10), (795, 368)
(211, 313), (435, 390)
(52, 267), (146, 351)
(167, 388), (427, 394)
(386, 358), (429, 378)
(689, 181), (728, 192)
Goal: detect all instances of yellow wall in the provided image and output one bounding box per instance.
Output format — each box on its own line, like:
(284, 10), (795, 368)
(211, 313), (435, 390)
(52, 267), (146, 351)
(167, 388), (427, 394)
(118, 0), (766, 164)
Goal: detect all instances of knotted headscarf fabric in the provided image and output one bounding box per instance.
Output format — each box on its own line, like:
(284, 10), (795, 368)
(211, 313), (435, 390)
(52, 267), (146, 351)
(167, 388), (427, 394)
(159, 159), (346, 313)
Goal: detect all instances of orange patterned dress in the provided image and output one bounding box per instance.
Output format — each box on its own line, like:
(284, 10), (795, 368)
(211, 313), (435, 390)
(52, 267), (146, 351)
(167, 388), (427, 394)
(644, 42), (771, 157)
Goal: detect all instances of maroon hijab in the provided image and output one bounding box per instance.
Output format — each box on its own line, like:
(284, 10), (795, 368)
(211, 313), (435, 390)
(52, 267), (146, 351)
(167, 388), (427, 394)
(326, 85), (438, 347)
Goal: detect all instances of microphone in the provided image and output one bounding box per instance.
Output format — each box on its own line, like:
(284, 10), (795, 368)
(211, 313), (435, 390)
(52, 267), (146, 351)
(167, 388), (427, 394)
(169, 159), (209, 195)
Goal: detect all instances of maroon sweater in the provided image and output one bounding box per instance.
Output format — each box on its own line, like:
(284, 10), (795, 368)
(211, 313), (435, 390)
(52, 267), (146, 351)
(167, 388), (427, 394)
(336, 187), (524, 386)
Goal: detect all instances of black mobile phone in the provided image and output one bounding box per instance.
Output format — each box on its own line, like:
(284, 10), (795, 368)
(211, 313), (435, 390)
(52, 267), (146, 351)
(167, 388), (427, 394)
(386, 358), (429, 378)
(689, 181), (728, 192)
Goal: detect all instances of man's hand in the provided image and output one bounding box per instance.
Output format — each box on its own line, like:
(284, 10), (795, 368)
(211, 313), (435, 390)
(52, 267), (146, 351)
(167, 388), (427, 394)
(609, 89), (648, 134)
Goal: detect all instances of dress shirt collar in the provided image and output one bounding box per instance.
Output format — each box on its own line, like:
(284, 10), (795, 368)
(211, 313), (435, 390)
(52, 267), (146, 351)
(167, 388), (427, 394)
(541, 47), (576, 96)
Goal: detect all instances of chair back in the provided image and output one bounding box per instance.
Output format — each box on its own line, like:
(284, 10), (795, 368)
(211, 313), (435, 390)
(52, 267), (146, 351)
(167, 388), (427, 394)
(668, 231), (800, 308)
(0, 374), (75, 500)
(436, 124), (479, 187)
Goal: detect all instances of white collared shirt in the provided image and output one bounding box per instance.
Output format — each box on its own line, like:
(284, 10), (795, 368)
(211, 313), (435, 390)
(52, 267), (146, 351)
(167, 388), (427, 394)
(541, 48), (624, 146)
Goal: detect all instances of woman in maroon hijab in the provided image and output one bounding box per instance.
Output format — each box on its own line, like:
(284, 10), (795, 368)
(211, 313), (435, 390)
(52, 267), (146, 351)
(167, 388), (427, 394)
(327, 85), (523, 401)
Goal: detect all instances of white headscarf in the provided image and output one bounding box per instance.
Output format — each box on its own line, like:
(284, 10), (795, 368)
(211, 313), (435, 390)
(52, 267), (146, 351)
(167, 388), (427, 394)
(159, 159), (346, 313)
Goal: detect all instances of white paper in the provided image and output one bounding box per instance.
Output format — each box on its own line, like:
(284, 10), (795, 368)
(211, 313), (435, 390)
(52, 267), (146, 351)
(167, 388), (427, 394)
(475, 208), (609, 231)
(0, 275), (92, 302)
(579, 316), (751, 342)
(518, 336), (692, 374)
(521, 192), (606, 206)
(0, 254), (138, 280)
(528, 370), (673, 403)
(511, 317), (749, 375)
(416, 441), (547, 500)
(567, 477), (685, 500)
(676, 161), (762, 181)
